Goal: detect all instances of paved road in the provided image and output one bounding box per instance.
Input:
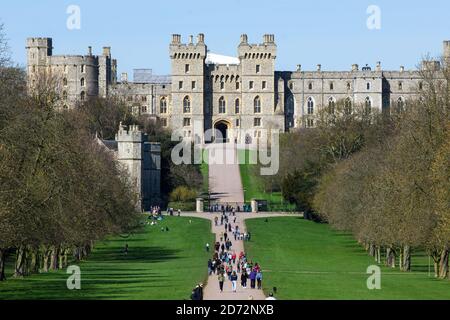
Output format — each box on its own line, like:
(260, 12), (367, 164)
(206, 144), (244, 205)
(184, 212), (295, 300)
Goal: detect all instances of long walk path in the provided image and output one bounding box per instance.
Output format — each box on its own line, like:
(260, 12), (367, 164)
(186, 143), (293, 300)
(184, 212), (292, 300)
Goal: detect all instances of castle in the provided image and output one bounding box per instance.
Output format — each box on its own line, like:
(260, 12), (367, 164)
(26, 34), (450, 143)
(97, 124), (161, 211)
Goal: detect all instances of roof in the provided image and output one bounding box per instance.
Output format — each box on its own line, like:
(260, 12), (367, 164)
(133, 69), (171, 84)
(101, 140), (118, 151)
(205, 53), (240, 65)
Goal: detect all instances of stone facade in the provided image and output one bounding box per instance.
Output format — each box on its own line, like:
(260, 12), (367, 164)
(27, 35), (450, 139)
(98, 124), (161, 212)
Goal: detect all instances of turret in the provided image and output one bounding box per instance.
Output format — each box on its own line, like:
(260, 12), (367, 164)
(444, 40), (450, 65)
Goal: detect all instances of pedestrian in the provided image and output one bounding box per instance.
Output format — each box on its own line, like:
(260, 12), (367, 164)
(214, 216), (218, 226)
(124, 243), (128, 255)
(224, 223), (228, 232)
(265, 293), (276, 300)
(199, 283), (204, 300)
(218, 273), (225, 293)
(224, 232), (228, 241)
(231, 271), (238, 292)
(241, 270), (248, 289)
(256, 270), (263, 289)
(250, 269), (257, 289)
(178, 209), (181, 217)
(208, 259), (213, 275)
(206, 243), (210, 252)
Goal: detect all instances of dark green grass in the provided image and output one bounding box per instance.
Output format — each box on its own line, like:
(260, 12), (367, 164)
(238, 149), (295, 211)
(245, 217), (450, 300)
(0, 217), (214, 300)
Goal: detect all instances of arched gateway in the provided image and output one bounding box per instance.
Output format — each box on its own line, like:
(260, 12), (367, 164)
(213, 120), (231, 143)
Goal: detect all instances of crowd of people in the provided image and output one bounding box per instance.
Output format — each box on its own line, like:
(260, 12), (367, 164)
(209, 209), (263, 295)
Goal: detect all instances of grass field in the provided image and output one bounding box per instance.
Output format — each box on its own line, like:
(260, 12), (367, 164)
(245, 217), (450, 300)
(0, 217), (213, 300)
(238, 149), (295, 211)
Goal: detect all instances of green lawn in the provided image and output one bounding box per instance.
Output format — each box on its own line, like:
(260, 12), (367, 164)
(238, 149), (295, 211)
(0, 217), (214, 300)
(245, 217), (450, 300)
(200, 148), (209, 195)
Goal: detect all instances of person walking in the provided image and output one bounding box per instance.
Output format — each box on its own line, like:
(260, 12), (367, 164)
(218, 272), (225, 293)
(249, 269), (257, 289)
(241, 270), (248, 289)
(231, 271), (238, 292)
(206, 243), (210, 252)
(208, 259), (213, 275)
(256, 270), (263, 289)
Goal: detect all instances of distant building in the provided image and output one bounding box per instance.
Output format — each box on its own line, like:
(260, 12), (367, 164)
(98, 124), (161, 212)
(26, 35), (450, 142)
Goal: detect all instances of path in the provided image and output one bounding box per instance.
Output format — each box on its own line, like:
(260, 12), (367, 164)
(205, 143), (244, 205)
(184, 212), (294, 300)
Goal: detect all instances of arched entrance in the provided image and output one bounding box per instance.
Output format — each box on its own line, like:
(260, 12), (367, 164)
(214, 120), (231, 143)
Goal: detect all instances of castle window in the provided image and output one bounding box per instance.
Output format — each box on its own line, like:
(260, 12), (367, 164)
(249, 81), (254, 90)
(141, 96), (147, 102)
(344, 98), (352, 115)
(183, 118), (191, 127)
(366, 82), (371, 90)
(398, 81), (403, 91)
(160, 118), (168, 127)
(160, 97), (167, 114)
(308, 82), (313, 90)
(419, 82), (423, 91)
(63, 78), (68, 86)
(307, 97), (314, 115)
(262, 81), (267, 90)
(185, 64), (190, 73)
(80, 78), (85, 87)
(254, 118), (262, 127)
(179, 81), (183, 89)
(81, 65), (85, 73)
(307, 119), (314, 128)
(236, 119), (240, 127)
(219, 97), (226, 114)
(365, 97), (372, 114)
(328, 97), (336, 114)
(254, 96), (261, 113)
(127, 96), (133, 102)
(256, 65), (261, 74)
(32, 65), (36, 73)
(347, 82), (351, 90)
(397, 97), (405, 111)
(289, 82), (294, 90)
(183, 96), (191, 113)
(62, 91), (68, 100)
(141, 106), (148, 113)
(220, 82), (225, 90)
(80, 91), (86, 101)
(330, 82), (334, 90)
(235, 99), (240, 114)
(192, 81), (196, 90)
(236, 82), (240, 90)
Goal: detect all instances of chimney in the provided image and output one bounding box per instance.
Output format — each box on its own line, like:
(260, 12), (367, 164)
(376, 61), (381, 71)
(263, 34), (275, 44)
(317, 64), (322, 72)
(240, 34), (248, 44)
(88, 46), (92, 56)
(189, 35), (194, 44)
(352, 64), (359, 71)
(121, 72), (128, 82)
(172, 34), (181, 44)
(400, 66), (405, 73)
(444, 40), (450, 64)
(197, 33), (205, 43)
(102, 47), (111, 57)
(296, 64), (302, 72)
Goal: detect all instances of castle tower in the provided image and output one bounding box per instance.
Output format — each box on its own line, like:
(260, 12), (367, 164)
(26, 37), (52, 78)
(116, 123), (145, 211)
(169, 34), (207, 142)
(444, 41), (450, 66)
(99, 46), (114, 97)
(238, 34), (278, 120)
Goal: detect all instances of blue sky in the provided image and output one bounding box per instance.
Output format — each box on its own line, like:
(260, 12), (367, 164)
(1, 0), (449, 76)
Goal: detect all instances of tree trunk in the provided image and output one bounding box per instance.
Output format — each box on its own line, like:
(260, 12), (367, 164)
(376, 246), (381, 264)
(386, 247), (396, 268)
(49, 246), (59, 270)
(14, 246), (27, 277)
(42, 248), (51, 273)
(438, 248), (449, 279)
(369, 243), (376, 257)
(402, 245), (411, 272)
(0, 248), (6, 281)
(63, 249), (68, 267)
(28, 248), (39, 274)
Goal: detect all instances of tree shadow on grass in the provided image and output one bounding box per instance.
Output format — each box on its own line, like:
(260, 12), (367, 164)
(87, 246), (182, 263)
